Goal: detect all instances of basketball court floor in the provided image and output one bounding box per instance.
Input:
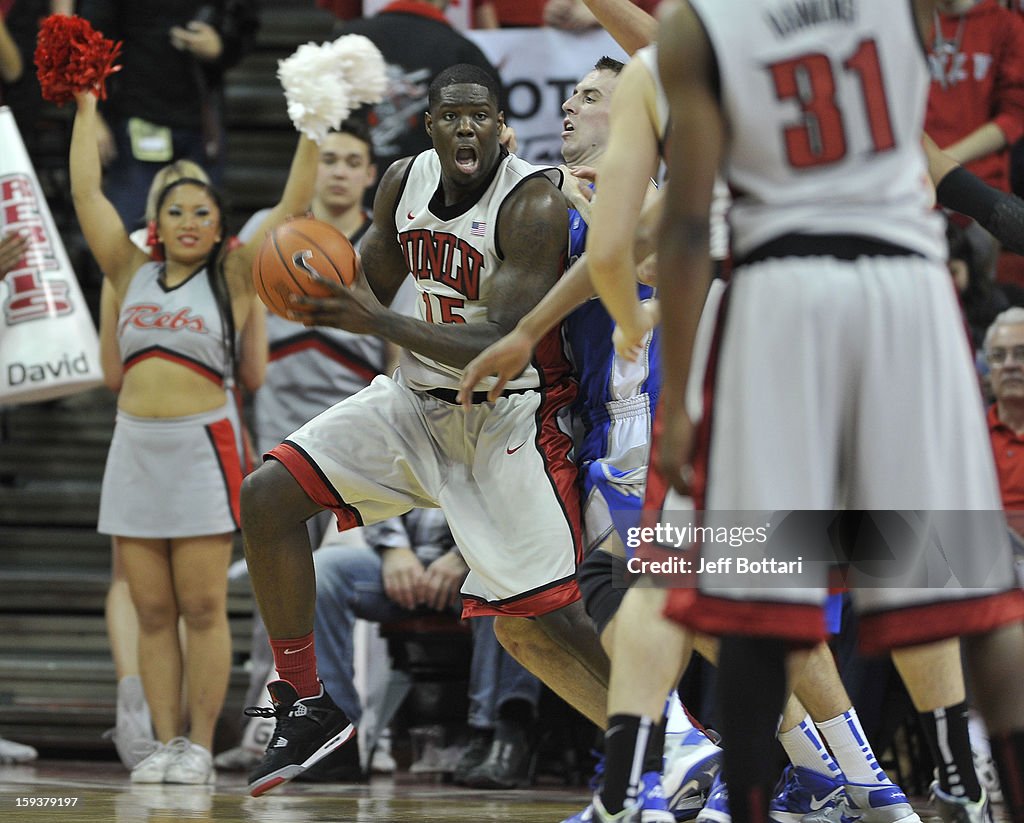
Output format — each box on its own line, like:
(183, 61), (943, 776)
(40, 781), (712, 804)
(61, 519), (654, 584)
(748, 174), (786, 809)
(0, 760), (972, 823)
(0, 760), (591, 823)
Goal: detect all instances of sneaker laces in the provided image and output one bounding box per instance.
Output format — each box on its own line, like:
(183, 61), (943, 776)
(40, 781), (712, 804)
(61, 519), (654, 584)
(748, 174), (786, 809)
(129, 738), (161, 763)
(243, 704), (279, 720)
(172, 740), (210, 771)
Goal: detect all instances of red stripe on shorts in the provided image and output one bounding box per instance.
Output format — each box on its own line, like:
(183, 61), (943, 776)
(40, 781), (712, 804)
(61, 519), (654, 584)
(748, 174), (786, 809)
(664, 587), (826, 646)
(857, 589), (1024, 655)
(461, 574), (581, 618)
(268, 441), (361, 531)
(533, 379), (584, 567)
(205, 417), (243, 530)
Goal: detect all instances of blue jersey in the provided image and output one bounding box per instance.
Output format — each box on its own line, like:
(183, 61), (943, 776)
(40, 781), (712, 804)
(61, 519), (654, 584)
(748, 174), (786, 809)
(562, 207), (660, 550)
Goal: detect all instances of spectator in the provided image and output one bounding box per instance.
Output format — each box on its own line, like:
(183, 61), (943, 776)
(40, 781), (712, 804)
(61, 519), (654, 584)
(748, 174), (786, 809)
(927, 0), (1024, 283)
(330, 1), (501, 185)
(454, 614), (541, 789)
(76, 0), (260, 229)
(985, 307), (1024, 539)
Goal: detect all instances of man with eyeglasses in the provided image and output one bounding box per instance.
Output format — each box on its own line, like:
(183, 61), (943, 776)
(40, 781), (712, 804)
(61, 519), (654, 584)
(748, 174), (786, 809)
(985, 307), (1024, 542)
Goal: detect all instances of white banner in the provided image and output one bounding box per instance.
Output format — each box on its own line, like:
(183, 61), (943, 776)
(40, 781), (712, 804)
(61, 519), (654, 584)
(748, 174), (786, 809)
(467, 27), (628, 165)
(0, 106), (103, 405)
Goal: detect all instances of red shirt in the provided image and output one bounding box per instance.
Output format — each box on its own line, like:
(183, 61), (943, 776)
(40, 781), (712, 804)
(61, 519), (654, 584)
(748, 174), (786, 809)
(988, 404), (1024, 533)
(926, 0), (1024, 192)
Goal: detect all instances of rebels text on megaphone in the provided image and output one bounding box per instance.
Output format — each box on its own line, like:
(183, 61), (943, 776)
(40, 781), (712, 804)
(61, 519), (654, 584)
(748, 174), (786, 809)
(1, 174), (73, 324)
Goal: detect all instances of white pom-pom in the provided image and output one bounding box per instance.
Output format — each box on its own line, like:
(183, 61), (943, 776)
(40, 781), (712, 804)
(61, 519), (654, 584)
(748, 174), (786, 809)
(331, 34), (388, 108)
(278, 41), (354, 142)
(278, 35), (387, 142)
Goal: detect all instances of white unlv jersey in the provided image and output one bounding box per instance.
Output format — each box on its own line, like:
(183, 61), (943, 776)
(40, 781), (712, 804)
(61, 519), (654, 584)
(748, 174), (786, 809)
(689, 0), (945, 261)
(394, 149), (564, 392)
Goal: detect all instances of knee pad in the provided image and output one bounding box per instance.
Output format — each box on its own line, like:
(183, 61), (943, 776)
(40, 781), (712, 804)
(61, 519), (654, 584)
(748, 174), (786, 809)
(577, 548), (629, 637)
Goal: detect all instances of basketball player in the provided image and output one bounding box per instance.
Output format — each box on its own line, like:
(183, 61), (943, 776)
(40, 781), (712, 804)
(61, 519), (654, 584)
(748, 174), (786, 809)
(238, 63), (609, 797)
(622, 4), (1024, 823)
(215, 118), (388, 775)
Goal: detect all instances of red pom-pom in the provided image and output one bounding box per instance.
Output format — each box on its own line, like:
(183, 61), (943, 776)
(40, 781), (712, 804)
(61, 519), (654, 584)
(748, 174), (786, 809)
(34, 15), (122, 106)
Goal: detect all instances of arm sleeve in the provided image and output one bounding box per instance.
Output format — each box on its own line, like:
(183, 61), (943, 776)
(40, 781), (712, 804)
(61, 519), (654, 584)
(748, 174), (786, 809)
(937, 165), (1024, 255)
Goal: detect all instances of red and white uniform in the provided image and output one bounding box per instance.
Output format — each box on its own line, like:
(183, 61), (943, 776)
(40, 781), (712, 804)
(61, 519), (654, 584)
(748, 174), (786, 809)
(395, 149), (568, 393)
(117, 261), (233, 386)
(99, 262), (243, 538)
(658, 0), (1024, 654)
(269, 149), (583, 618)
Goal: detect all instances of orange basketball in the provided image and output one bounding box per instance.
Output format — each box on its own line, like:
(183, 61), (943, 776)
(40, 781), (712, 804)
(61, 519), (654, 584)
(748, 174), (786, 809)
(252, 217), (357, 319)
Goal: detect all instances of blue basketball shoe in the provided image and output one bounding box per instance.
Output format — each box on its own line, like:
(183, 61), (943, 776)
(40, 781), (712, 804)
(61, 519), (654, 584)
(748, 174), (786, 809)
(695, 774), (731, 823)
(561, 772), (675, 823)
(827, 781), (922, 823)
(662, 728), (723, 811)
(769, 766), (845, 823)
(930, 781), (994, 823)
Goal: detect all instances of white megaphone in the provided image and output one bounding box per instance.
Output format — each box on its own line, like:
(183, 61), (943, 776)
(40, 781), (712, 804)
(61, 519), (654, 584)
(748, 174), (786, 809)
(0, 105), (103, 404)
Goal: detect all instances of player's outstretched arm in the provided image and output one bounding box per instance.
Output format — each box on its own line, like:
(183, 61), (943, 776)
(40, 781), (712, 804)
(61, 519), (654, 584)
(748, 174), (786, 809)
(581, 0), (657, 55)
(587, 57), (661, 344)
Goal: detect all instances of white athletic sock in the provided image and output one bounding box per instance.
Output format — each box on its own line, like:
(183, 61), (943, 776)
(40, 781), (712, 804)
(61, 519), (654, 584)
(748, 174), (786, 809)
(778, 715), (843, 778)
(664, 691), (697, 737)
(817, 708), (888, 784)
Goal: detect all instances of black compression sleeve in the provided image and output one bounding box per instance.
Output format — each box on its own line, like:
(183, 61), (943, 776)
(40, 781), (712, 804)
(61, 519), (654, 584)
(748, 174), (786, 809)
(936, 166), (1024, 254)
(936, 166), (1000, 225)
(988, 194), (1024, 256)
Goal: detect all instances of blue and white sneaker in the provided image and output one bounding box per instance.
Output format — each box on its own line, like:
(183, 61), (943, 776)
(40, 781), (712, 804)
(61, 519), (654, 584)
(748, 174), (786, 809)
(930, 781), (994, 823)
(769, 766), (845, 823)
(836, 781), (921, 823)
(562, 772), (675, 823)
(696, 774), (731, 823)
(663, 728), (723, 811)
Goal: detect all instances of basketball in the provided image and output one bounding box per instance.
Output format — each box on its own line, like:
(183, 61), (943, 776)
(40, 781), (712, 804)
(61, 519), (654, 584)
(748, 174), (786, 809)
(252, 217), (357, 319)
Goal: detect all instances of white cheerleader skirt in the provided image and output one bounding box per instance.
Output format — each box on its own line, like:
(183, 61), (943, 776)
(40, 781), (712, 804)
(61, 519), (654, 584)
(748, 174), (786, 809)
(98, 403), (243, 538)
